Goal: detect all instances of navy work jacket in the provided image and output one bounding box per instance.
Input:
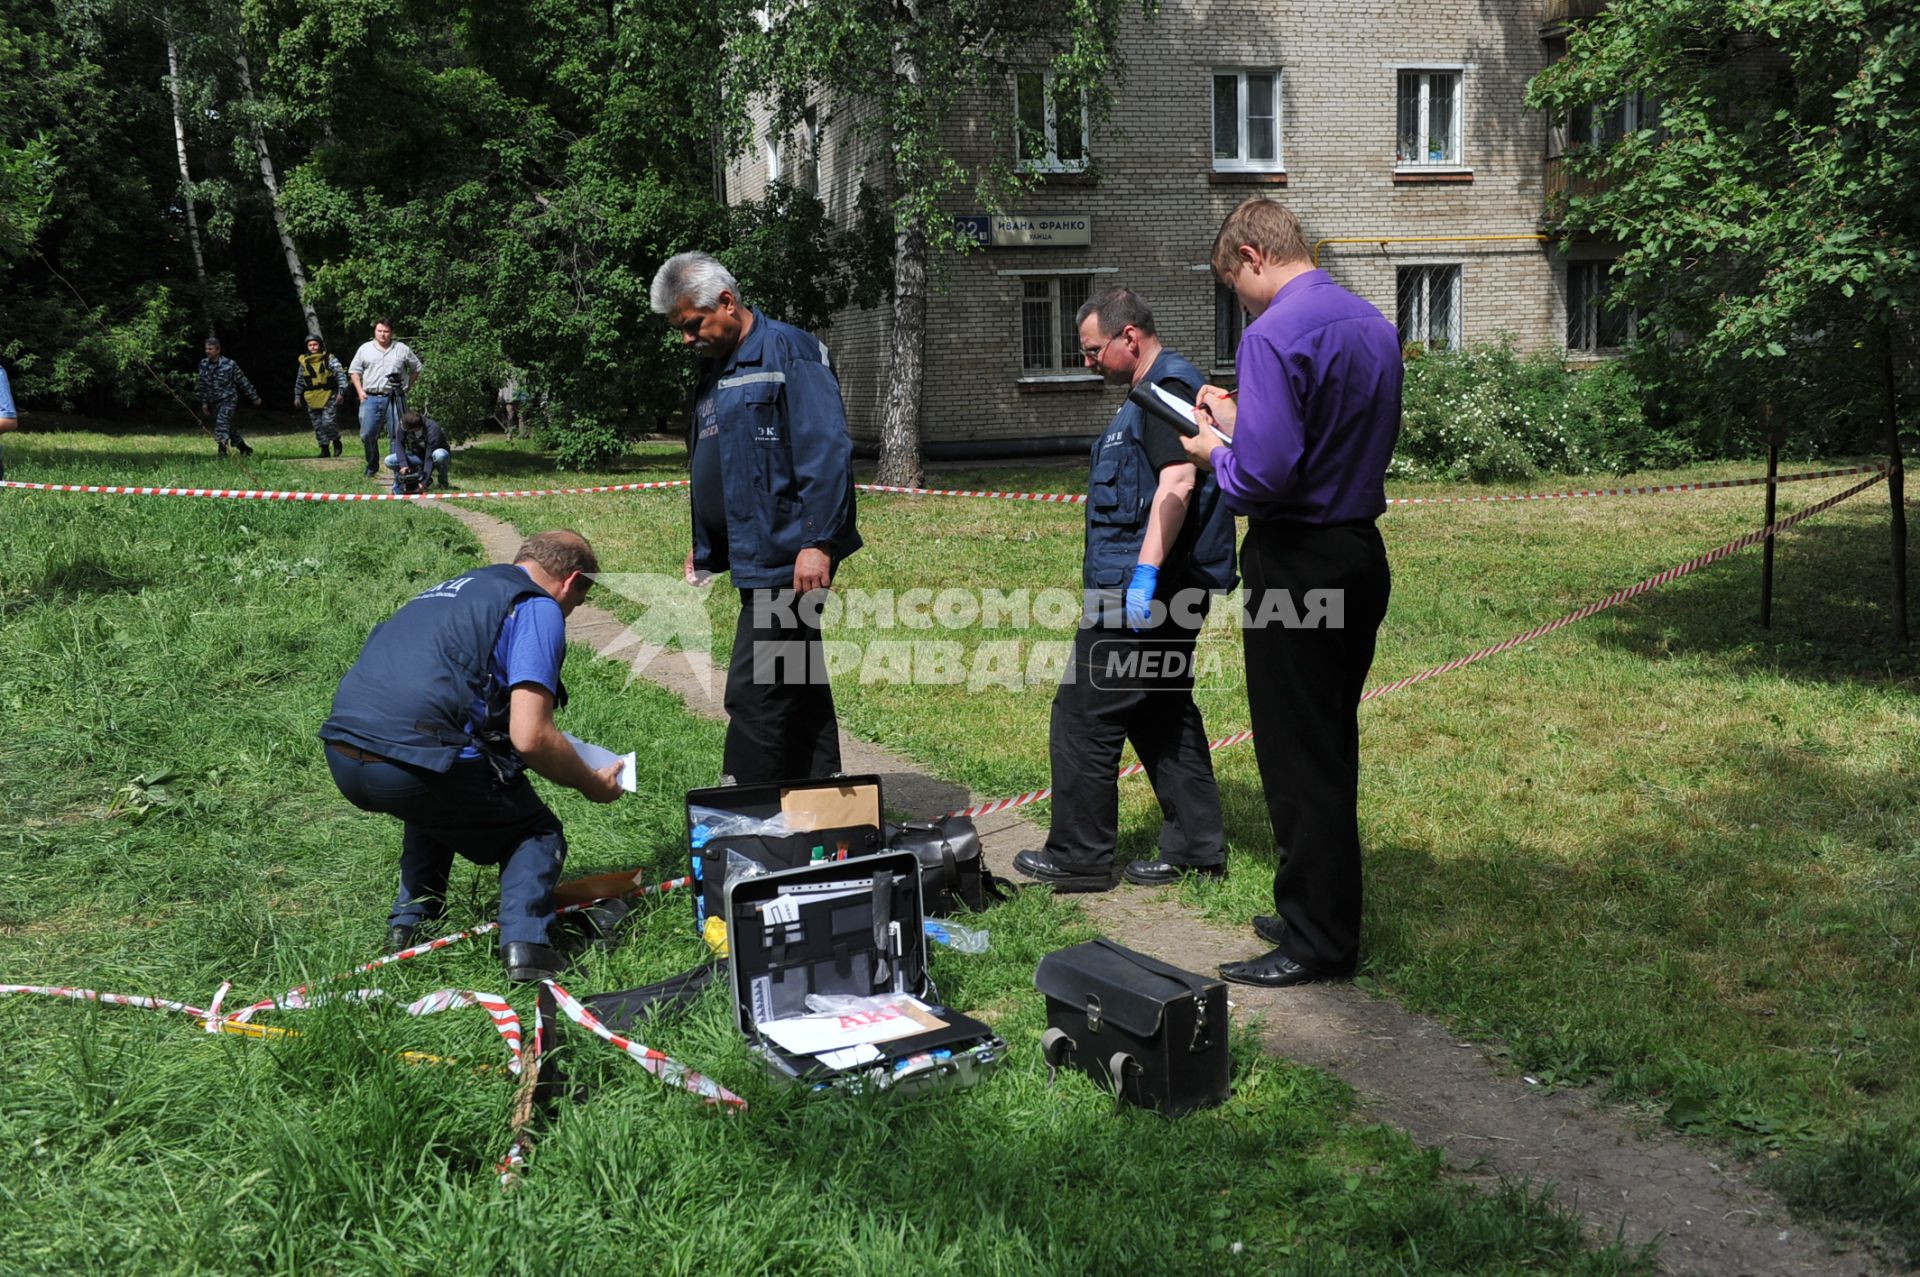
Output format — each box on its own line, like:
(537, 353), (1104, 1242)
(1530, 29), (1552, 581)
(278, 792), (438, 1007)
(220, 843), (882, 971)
(1083, 347), (1239, 600)
(689, 310), (861, 589)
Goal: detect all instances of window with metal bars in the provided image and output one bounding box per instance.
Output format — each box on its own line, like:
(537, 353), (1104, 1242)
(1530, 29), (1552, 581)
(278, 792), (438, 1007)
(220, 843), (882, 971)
(1021, 275), (1094, 372)
(1396, 70), (1463, 166)
(1396, 265), (1461, 351)
(1566, 260), (1636, 351)
(1212, 70), (1282, 172)
(1214, 281), (1249, 367)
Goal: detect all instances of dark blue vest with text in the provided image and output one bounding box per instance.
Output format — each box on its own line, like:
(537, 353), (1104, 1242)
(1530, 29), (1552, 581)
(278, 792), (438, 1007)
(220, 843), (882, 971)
(319, 563), (559, 776)
(1082, 347), (1239, 596)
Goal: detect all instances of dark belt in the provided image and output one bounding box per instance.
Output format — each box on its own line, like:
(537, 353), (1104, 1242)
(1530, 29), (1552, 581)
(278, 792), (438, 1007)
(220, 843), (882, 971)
(326, 740), (392, 764)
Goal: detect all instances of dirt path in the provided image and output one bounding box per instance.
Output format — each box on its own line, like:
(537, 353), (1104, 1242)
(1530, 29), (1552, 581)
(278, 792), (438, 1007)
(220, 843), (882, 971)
(441, 503), (1884, 1277)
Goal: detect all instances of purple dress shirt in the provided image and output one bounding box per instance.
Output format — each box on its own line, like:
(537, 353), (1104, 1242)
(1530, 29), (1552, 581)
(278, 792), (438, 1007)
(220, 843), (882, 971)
(1210, 269), (1403, 524)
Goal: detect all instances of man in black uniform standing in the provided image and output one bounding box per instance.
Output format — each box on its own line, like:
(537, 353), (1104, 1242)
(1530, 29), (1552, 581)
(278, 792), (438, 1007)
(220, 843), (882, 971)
(650, 251), (861, 785)
(1014, 287), (1238, 892)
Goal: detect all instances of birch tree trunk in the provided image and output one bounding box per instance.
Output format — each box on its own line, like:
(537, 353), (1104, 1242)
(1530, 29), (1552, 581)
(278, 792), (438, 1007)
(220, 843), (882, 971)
(232, 40), (322, 340)
(163, 9), (212, 335)
(874, 29), (926, 488)
(876, 215), (927, 487)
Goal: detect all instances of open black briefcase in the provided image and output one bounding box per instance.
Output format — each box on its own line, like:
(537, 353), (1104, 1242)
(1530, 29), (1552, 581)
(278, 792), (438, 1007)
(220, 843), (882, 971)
(686, 775), (887, 940)
(1034, 939), (1231, 1116)
(725, 851), (1006, 1094)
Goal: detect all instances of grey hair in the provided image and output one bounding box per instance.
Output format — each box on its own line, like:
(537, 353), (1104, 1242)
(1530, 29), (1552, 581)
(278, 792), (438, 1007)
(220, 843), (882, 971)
(650, 251), (742, 314)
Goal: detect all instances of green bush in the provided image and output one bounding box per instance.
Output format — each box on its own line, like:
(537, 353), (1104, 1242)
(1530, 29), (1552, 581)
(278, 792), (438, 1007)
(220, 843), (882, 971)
(1395, 342), (1687, 481)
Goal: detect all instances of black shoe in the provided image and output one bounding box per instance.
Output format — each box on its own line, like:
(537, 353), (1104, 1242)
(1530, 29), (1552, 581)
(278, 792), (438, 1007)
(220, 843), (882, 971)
(363, 466), (377, 478)
(1012, 848), (1113, 893)
(503, 941), (568, 983)
(1219, 947), (1346, 989)
(331, 439), (343, 457)
(318, 445), (330, 458)
(385, 923), (419, 953)
(1253, 914), (1286, 946)
(1122, 858), (1227, 887)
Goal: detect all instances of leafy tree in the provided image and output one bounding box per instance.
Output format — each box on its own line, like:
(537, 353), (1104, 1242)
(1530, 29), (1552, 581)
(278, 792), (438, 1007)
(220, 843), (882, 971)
(733, 0), (1142, 486)
(1529, 1), (1914, 633)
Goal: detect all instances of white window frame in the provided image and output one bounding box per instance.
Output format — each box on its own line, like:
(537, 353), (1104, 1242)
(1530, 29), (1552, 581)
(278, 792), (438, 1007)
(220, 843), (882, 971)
(764, 127), (782, 185)
(796, 107), (821, 196)
(1211, 69), (1284, 173)
(1013, 70), (1090, 174)
(1018, 272), (1101, 379)
(1396, 263), (1463, 352)
(1394, 66), (1466, 171)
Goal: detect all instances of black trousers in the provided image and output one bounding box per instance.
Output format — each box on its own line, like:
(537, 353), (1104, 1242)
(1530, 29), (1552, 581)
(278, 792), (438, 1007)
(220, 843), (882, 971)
(1044, 603), (1224, 872)
(325, 749), (566, 948)
(1240, 520), (1391, 975)
(723, 587), (842, 784)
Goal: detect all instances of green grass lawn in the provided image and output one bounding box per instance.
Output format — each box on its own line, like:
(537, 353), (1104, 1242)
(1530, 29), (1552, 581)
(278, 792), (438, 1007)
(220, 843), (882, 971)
(5, 414), (1917, 1266)
(1, 419), (1651, 1276)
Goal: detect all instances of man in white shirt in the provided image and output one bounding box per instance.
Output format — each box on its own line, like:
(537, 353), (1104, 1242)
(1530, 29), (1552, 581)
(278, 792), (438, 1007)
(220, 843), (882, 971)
(348, 318), (424, 478)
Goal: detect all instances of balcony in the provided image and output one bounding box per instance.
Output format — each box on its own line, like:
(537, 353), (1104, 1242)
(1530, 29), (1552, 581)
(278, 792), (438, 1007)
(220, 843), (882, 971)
(1542, 0), (1608, 35)
(1545, 156), (1609, 203)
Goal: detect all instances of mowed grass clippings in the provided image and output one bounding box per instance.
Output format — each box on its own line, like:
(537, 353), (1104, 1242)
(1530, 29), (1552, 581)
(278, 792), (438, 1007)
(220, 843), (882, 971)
(0, 439), (1646, 1276)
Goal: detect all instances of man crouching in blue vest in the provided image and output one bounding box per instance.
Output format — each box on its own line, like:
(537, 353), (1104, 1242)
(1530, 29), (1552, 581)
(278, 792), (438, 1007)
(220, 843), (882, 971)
(318, 530), (624, 982)
(650, 251), (861, 784)
(1013, 287), (1239, 892)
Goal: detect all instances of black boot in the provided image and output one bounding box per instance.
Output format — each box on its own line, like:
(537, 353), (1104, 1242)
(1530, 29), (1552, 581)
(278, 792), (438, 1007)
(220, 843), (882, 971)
(318, 444), (329, 458)
(217, 442), (228, 458)
(385, 923), (419, 953)
(236, 439), (254, 456)
(503, 941), (568, 983)
(332, 439), (343, 457)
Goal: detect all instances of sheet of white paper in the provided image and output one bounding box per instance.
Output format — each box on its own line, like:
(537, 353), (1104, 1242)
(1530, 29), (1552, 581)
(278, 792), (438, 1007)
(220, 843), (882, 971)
(1151, 382), (1234, 445)
(761, 896), (801, 926)
(816, 1044), (883, 1069)
(563, 733), (636, 792)
(759, 996), (943, 1057)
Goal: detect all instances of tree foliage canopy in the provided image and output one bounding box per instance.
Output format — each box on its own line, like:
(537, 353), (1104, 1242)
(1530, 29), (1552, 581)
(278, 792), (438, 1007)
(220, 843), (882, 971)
(1, 0), (886, 462)
(1529, 0), (1918, 447)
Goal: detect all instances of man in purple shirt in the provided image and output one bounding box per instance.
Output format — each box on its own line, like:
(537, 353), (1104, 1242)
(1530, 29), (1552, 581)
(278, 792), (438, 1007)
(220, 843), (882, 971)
(1182, 198), (1401, 988)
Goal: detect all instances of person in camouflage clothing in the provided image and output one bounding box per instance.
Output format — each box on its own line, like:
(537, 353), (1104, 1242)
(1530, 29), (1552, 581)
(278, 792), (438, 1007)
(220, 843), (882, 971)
(294, 335), (348, 457)
(197, 337), (262, 457)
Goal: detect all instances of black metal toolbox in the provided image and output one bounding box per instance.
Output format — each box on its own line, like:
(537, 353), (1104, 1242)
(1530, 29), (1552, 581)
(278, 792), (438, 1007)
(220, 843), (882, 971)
(725, 851), (1006, 1094)
(1034, 939), (1231, 1115)
(686, 775), (886, 937)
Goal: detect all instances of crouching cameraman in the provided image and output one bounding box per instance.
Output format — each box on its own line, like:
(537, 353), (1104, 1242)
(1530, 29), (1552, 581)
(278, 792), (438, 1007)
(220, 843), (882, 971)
(387, 409), (452, 494)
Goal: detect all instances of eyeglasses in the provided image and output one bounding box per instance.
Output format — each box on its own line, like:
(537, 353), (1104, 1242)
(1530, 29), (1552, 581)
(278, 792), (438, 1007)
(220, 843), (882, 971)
(1079, 326), (1131, 361)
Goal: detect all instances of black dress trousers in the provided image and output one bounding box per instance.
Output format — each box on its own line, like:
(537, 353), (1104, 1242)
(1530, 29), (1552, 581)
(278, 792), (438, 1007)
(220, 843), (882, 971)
(1043, 599), (1225, 872)
(1239, 520), (1391, 976)
(723, 587), (842, 784)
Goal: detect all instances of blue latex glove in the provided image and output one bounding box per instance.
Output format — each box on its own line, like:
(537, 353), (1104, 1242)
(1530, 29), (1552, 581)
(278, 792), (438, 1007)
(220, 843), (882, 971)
(1124, 562), (1159, 632)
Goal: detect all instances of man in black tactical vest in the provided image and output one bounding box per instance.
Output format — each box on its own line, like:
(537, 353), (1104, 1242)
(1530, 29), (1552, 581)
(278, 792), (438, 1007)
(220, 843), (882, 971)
(1013, 288), (1239, 893)
(319, 530), (625, 982)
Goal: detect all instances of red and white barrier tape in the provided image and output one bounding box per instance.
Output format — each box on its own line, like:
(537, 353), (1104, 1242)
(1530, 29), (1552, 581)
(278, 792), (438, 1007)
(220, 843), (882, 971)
(856, 482), (1086, 505)
(948, 471), (1888, 820)
(544, 980), (747, 1110)
(1383, 464), (1885, 506)
(0, 478), (689, 501)
(235, 874), (693, 1021)
(4, 464), (1882, 508)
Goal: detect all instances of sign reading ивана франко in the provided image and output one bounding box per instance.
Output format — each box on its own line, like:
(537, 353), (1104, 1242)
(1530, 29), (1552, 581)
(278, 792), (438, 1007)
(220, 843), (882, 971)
(955, 213), (1093, 248)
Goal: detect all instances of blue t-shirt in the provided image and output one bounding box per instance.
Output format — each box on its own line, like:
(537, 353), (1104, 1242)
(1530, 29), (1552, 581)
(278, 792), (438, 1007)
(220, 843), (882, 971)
(457, 571), (566, 759)
(0, 367), (16, 419)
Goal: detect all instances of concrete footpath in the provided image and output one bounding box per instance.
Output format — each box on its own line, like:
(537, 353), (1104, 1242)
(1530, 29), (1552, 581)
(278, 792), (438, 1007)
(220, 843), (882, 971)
(444, 504), (1883, 1277)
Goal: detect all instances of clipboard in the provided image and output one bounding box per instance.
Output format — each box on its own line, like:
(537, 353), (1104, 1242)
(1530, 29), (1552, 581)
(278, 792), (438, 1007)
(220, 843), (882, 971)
(1127, 381), (1233, 445)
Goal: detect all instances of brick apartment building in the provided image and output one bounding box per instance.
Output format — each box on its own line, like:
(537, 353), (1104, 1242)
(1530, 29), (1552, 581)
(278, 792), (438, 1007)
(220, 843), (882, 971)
(727, 0), (1619, 456)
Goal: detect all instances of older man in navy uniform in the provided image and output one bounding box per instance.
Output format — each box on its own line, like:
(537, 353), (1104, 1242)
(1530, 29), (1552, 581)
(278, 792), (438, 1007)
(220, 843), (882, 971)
(319, 529), (625, 982)
(1014, 287), (1239, 892)
(650, 251), (860, 785)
